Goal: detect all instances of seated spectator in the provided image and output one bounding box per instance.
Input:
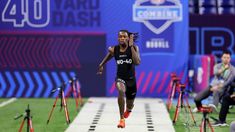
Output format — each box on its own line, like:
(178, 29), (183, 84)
(213, 78), (235, 126)
(194, 51), (235, 112)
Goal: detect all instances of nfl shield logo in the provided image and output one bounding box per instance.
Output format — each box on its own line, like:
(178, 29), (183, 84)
(133, 0), (182, 34)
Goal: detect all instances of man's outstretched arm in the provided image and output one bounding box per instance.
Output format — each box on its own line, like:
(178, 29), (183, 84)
(97, 47), (114, 74)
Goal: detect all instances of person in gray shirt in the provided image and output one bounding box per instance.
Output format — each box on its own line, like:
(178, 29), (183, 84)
(194, 51), (235, 112)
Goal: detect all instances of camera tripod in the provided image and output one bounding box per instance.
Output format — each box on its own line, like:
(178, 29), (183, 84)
(199, 107), (214, 132)
(69, 78), (83, 111)
(167, 73), (180, 111)
(47, 83), (70, 124)
(173, 83), (196, 125)
(15, 104), (34, 132)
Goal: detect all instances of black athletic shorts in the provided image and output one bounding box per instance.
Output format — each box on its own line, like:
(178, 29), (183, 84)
(116, 77), (137, 99)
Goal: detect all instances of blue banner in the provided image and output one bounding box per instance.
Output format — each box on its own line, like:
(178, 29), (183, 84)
(0, 0), (189, 98)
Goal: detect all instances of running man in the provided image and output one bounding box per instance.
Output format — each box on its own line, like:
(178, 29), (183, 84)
(97, 30), (141, 128)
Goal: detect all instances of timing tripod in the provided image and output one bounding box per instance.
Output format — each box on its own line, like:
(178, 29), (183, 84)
(173, 83), (196, 125)
(167, 73), (180, 111)
(47, 83), (70, 124)
(199, 107), (214, 132)
(15, 104), (34, 132)
(69, 78), (83, 111)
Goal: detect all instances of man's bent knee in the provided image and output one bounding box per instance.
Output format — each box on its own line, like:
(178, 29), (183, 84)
(116, 82), (126, 93)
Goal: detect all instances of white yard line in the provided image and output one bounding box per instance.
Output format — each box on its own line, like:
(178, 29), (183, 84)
(66, 97), (175, 132)
(0, 98), (17, 108)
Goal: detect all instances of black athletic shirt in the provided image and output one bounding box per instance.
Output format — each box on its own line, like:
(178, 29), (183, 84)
(114, 45), (135, 79)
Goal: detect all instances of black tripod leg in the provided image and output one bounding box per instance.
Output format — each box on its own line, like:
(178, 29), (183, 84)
(27, 117), (29, 132)
(60, 89), (63, 111)
(204, 118), (207, 132)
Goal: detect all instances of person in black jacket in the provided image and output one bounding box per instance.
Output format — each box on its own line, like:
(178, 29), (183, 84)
(194, 51), (235, 112)
(212, 78), (235, 127)
(97, 30), (141, 128)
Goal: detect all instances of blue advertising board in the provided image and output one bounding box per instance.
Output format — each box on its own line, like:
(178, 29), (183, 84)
(0, 0), (188, 97)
